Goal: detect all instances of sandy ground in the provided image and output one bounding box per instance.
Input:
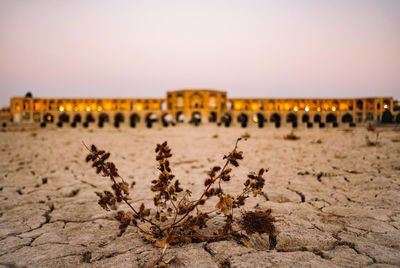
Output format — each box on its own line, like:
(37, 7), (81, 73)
(0, 124), (400, 267)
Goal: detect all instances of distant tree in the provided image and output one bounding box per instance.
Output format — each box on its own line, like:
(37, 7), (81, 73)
(25, 91), (33, 98)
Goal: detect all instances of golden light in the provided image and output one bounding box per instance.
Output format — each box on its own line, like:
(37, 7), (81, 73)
(305, 106), (310, 112)
(47, 115), (51, 121)
(97, 106), (102, 111)
(59, 106), (64, 112)
(66, 104), (72, 111)
(332, 106), (336, 112)
(234, 103), (242, 110)
(251, 103), (259, 111)
(252, 114), (259, 123)
(284, 103), (290, 110)
(317, 107), (321, 112)
(136, 104), (143, 111)
(104, 103), (112, 111)
(86, 106), (91, 112)
(34, 103), (41, 111)
(384, 104), (388, 109)
(340, 103), (348, 110)
(293, 106), (299, 112)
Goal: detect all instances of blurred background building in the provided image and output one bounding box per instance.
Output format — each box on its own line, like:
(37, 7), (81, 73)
(3, 89), (398, 128)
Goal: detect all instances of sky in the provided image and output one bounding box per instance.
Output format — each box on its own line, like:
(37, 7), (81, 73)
(0, 0), (399, 107)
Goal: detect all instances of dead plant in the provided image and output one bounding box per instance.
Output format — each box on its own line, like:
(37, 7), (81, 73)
(84, 138), (276, 248)
(283, 131), (300, 140)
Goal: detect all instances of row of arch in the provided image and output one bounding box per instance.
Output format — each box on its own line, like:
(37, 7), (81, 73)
(44, 112), (352, 123)
(41, 110), (398, 128)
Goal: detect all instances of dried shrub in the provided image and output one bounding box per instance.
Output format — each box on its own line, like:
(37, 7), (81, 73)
(241, 132), (251, 140)
(240, 209), (276, 236)
(83, 139), (276, 247)
(283, 131), (300, 140)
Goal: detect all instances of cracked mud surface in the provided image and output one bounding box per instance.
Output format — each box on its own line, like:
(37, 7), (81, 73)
(0, 125), (400, 267)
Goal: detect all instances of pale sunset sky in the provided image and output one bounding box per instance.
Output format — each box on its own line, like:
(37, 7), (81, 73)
(0, 0), (399, 107)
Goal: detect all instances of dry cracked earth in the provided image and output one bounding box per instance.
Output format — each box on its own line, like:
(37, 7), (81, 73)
(0, 125), (400, 267)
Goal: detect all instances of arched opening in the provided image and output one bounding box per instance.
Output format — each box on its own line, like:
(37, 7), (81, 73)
(302, 114), (309, 123)
(98, 113), (109, 128)
(286, 113), (297, 123)
(253, 113), (265, 128)
(59, 113), (70, 123)
(270, 113), (281, 123)
(326, 113), (337, 123)
(86, 114), (95, 123)
(396, 113), (400, 124)
(99, 113), (110, 123)
(342, 113), (353, 123)
(161, 113), (173, 127)
(191, 112), (201, 126)
(382, 110), (393, 123)
(176, 96), (184, 108)
(314, 114), (321, 123)
(237, 113), (248, 128)
(146, 113), (158, 128)
(190, 93), (203, 109)
(287, 113), (298, 128)
(43, 113), (54, 123)
(176, 112), (185, 123)
(114, 113), (124, 123)
(356, 100), (363, 110)
(73, 114), (82, 123)
(130, 113), (140, 127)
(209, 96), (217, 108)
(221, 113), (232, 127)
(208, 112), (217, 123)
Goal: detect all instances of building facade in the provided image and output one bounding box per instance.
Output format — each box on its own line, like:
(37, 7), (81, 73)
(6, 89), (398, 127)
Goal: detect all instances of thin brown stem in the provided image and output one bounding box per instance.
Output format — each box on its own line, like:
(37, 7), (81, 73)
(170, 138), (241, 228)
(204, 207), (219, 215)
(83, 141), (163, 233)
(162, 160), (178, 216)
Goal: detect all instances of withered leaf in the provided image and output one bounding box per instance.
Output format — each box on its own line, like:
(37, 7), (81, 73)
(167, 234), (181, 245)
(230, 159), (239, 167)
(233, 151), (243, 159)
(154, 236), (169, 248)
(86, 154), (93, 162)
(204, 178), (212, 186)
(101, 152), (110, 161)
(216, 195), (234, 216)
(252, 188), (263, 197)
(212, 166), (221, 172)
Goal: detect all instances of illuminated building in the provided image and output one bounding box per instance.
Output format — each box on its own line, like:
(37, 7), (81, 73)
(5, 89), (398, 127)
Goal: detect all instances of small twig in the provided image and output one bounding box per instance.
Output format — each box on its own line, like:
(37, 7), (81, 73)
(170, 138), (241, 228)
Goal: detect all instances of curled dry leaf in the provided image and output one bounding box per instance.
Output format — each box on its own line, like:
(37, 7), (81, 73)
(216, 195), (234, 216)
